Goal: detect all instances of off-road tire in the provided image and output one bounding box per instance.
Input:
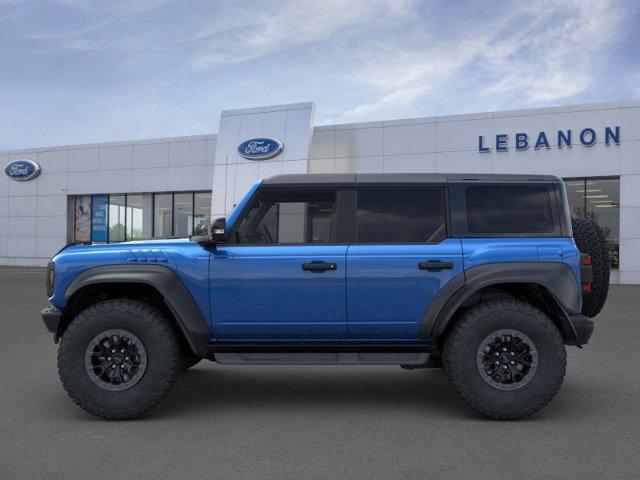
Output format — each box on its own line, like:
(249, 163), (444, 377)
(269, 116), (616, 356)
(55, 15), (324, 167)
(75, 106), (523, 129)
(443, 299), (566, 420)
(58, 299), (183, 420)
(181, 356), (202, 371)
(572, 218), (610, 317)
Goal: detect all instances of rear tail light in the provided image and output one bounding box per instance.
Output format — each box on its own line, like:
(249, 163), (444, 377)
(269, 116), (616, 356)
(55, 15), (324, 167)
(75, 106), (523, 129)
(580, 254), (592, 296)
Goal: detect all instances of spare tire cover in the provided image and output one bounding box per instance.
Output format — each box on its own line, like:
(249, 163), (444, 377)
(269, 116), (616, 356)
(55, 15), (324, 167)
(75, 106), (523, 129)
(572, 218), (610, 318)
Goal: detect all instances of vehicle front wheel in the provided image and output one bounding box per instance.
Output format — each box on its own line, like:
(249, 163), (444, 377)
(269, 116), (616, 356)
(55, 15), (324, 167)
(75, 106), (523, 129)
(443, 299), (566, 420)
(57, 298), (183, 420)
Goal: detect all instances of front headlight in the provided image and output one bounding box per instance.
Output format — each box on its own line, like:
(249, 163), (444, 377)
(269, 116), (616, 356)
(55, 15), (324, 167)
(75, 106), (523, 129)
(46, 261), (55, 297)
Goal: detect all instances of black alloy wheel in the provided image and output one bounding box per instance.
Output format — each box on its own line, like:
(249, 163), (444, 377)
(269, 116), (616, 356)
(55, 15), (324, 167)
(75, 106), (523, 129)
(476, 329), (538, 391)
(85, 329), (148, 391)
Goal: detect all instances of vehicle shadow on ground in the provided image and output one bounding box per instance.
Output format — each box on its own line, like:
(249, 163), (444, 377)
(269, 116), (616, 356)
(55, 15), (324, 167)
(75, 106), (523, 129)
(151, 364), (590, 422)
(149, 364), (495, 421)
(44, 363), (588, 422)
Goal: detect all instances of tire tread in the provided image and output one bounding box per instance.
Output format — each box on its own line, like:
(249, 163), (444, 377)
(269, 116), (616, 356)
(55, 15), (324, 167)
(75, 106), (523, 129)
(57, 298), (182, 420)
(443, 299), (566, 420)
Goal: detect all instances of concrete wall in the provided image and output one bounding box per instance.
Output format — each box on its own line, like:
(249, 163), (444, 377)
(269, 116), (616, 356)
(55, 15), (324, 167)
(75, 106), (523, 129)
(0, 134), (216, 265)
(308, 100), (640, 284)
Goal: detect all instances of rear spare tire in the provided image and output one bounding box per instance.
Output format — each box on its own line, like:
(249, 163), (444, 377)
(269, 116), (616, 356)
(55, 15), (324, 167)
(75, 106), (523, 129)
(572, 218), (610, 317)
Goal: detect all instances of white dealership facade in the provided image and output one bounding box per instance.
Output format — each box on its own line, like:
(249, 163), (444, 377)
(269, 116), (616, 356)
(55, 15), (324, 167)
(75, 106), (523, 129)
(1, 100), (639, 284)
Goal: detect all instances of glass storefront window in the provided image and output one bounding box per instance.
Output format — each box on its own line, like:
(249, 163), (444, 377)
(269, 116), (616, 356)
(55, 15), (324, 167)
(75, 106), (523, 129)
(91, 195), (109, 242)
(153, 192), (211, 238)
(174, 193), (193, 237)
(194, 192), (212, 235)
(108, 195), (126, 242)
(72, 191), (211, 242)
(154, 194), (172, 238)
(126, 194), (143, 241)
(563, 177), (620, 268)
(74, 196), (92, 242)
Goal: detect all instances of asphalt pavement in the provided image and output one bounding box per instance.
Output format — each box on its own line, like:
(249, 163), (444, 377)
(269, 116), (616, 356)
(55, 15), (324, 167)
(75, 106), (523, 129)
(1, 266), (639, 479)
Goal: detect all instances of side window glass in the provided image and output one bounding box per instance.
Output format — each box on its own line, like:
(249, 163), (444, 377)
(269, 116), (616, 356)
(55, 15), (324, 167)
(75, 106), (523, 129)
(356, 189), (446, 243)
(235, 191), (336, 244)
(466, 186), (555, 234)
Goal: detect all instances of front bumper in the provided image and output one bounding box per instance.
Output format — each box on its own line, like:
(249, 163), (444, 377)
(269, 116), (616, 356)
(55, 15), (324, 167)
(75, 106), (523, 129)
(567, 313), (594, 346)
(41, 306), (62, 338)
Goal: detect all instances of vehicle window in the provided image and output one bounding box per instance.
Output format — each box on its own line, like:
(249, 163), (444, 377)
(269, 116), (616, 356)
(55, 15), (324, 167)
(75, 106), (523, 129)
(466, 186), (555, 234)
(235, 190), (336, 244)
(356, 189), (446, 243)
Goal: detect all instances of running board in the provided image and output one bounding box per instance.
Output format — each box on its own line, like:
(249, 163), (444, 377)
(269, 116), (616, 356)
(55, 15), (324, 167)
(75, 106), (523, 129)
(213, 352), (431, 365)
(207, 343), (434, 366)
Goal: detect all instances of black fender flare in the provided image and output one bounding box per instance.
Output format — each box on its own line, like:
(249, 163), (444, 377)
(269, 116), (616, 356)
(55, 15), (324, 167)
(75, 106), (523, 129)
(420, 262), (582, 343)
(65, 264), (211, 357)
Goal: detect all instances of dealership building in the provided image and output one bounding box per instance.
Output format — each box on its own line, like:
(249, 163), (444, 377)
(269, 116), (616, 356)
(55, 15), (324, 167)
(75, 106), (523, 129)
(1, 100), (639, 284)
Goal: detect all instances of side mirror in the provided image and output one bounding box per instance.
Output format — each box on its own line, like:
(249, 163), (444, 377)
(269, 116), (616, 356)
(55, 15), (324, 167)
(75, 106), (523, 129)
(210, 217), (227, 244)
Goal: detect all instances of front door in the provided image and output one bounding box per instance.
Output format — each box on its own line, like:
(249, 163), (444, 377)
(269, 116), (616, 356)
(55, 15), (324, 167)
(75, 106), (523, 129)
(211, 188), (348, 340)
(346, 188), (463, 340)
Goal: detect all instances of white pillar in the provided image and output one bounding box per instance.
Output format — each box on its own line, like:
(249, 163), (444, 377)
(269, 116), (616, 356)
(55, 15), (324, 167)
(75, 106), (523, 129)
(210, 102), (315, 219)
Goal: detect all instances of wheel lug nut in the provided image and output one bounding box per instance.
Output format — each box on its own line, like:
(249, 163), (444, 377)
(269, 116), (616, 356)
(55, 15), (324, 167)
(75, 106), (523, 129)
(125, 356), (129, 361)
(510, 352), (515, 356)
(111, 365), (116, 369)
(503, 365), (508, 370)
(107, 357), (112, 361)
(495, 352), (500, 356)
(120, 349), (125, 353)
(502, 347), (507, 352)
(510, 361), (515, 365)
(112, 349), (116, 353)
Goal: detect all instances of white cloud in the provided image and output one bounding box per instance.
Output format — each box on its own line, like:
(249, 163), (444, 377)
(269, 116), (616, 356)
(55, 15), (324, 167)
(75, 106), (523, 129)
(334, 0), (624, 122)
(481, 0), (621, 105)
(191, 0), (414, 69)
(0, 0), (634, 149)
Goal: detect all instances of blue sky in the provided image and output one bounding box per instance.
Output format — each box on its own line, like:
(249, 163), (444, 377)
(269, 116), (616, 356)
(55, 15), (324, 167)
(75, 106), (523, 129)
(1, 0), (639, 150)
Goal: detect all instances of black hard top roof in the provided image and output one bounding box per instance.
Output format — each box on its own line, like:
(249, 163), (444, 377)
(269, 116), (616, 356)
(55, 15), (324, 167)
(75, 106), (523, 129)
(261, 173), (560, 187)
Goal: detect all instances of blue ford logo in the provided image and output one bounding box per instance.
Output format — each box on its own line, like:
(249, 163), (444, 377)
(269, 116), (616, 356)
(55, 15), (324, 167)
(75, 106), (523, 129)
(237, 137), (283, 160)
(4, 159), (41, 181)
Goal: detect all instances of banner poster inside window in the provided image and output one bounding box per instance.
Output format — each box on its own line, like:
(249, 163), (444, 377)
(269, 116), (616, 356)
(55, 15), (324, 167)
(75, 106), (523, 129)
(74, 196), (91, 242)
(91, 194), (108, 242)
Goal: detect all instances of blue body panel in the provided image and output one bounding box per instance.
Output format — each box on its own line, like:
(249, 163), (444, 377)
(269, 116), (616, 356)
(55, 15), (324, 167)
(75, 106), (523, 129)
(345, 239), (463, 339)
(50, 239), (212, 328)
(210, 245), (348, 340)
(461, 238), (581, 283)
(48, 179), (582, 344)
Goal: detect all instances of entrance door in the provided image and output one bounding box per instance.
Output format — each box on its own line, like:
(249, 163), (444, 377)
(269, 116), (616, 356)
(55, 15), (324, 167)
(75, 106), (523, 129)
(346, 188), (463, 340)
(211, 188), (348, 340)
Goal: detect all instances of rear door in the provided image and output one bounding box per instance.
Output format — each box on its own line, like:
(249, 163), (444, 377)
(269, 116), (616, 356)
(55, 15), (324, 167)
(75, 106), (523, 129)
(346, 187), (463, 340)
(210, 188), (349, 340)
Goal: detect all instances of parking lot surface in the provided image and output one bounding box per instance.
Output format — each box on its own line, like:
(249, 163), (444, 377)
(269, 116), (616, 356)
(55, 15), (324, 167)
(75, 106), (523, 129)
(1, 266), (639, 479)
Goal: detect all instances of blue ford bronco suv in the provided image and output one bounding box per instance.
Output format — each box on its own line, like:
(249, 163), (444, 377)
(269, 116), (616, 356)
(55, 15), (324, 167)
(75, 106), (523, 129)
(41, 173), (609, 420)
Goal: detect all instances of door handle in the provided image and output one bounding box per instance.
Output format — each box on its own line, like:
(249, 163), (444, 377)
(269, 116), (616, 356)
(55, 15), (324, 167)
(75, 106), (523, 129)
(418, 261), (453, 270)
(302, 262), (337, 271)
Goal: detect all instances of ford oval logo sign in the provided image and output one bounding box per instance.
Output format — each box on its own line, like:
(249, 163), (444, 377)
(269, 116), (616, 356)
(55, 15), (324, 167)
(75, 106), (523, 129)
(237, 137), (283, 160)
(4, 159), (41, 182)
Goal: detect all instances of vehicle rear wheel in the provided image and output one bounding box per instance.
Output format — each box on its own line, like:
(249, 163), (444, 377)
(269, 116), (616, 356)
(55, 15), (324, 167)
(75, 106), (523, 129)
(572, 217), (610, 317)
(443, 299), (566, 420)
(58, 298), (183, 420)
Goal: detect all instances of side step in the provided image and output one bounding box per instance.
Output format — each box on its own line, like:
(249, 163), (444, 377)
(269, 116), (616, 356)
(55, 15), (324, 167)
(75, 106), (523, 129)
(207, 343), (435, 366)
